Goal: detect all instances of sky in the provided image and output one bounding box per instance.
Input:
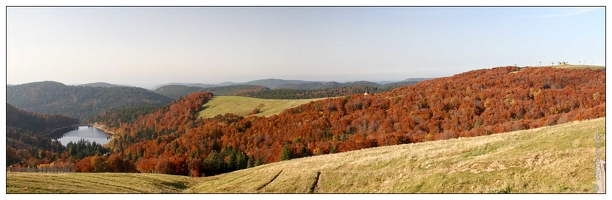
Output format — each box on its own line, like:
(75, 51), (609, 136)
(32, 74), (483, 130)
(4, 6), (607, 89)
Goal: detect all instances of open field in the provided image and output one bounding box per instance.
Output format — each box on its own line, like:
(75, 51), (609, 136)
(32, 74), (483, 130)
(197, 96), (327, 118)
(6, 173), (197, 193)
(7, 118), (605, 193)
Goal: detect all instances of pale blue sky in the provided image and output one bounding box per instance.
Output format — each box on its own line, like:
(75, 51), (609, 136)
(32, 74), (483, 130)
(7, 7), (605, 88)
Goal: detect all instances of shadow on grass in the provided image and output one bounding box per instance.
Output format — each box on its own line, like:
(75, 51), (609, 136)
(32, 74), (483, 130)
(161, 181), (188, 190)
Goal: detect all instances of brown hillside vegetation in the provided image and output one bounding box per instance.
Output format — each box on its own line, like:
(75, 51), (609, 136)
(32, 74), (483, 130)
(7, 117), (605, 193)
(88, 66), (604, 177)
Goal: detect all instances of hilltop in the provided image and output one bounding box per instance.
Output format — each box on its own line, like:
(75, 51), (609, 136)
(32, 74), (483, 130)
(78, 82), (130, 88)
(152, 82), (218, 90)
(7, 117), (605, 193)
(7, 81), (174, 120)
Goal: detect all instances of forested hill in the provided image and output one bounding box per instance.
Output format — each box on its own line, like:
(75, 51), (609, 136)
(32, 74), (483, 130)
(154, 85), (210, 99)
(7, 81), (174, 120)
(240, 81), (421, 99)
(87, 66), (604, 177)
(6, 103), (79, 135)
(154, 84), (267, 99)
(155, 81), (421, 100)
(6, 103), (79, 166)
(243, 78), (316, 89)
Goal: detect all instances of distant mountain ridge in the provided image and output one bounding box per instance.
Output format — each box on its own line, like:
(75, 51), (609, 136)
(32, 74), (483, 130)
(7, 81), (174, 120)
(78, 82), (130, 88)
(152, 79), (323, 90)
(243, 78), (323, 89)
(153, 78), (429, 99)
(154, 84), (267, 99)
(152, 78), (432, 90)
(152, 82), (218, 90)
(403, 78), (433, 82)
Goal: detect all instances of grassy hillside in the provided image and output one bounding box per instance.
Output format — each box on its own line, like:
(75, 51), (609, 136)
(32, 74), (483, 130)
(189, 117), (605, 193)
(197, 96), (326, 118)
(7, 118), (605, 193)
(6, 173), (197, 193)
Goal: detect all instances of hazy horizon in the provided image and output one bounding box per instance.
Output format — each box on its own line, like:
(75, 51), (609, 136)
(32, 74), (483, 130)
(7, 7), (605, 89)
(5, 77), (438, 90)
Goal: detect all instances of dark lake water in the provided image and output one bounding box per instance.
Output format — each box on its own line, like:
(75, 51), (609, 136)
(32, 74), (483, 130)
(53, 126), (112, 146)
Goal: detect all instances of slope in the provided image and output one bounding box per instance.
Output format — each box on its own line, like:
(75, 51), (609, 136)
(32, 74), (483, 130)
(6, 103), (79, 166)
(89, 66), (604, 177)
(7, 118), (605, 193)
(190, 117), (606, 193)
(196, 96), (325, 118)
(7, 81), (174, 120)
(6, 173), (197, 193)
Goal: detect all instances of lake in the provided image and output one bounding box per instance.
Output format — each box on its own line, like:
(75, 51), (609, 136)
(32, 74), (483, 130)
(53, 126), (112, 146)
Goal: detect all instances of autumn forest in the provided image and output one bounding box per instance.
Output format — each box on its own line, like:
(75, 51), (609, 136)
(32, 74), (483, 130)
(6, 66), (606, 178)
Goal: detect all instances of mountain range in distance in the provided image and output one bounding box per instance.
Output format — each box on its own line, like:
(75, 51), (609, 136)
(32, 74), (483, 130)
(65, 77), (434, 91)
(77, 82), (138, 88)
(150, 77), (435, 91)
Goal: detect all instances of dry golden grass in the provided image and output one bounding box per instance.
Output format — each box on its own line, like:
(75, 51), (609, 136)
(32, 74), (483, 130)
(196, 96), (325, 118)
(186, 167), (284, 193)
(6, 173), (197, 193)
(7, 118), (605, 193)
